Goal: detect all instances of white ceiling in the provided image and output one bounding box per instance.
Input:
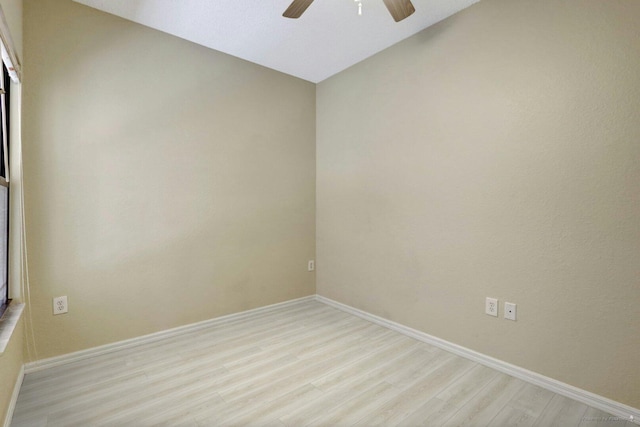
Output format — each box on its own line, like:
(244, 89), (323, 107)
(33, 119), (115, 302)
(73, 0), (480, 83)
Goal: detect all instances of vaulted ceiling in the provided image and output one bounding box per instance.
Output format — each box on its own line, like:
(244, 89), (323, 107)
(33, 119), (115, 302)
(74, 0), (480, 83)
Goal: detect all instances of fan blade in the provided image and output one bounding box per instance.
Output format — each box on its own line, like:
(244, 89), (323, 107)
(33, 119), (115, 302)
(283, 0), (315, 18)
(382, 0), (415, 22)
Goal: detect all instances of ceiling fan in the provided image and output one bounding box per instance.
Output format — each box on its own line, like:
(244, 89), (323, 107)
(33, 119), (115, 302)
(283, 0), (415, 22)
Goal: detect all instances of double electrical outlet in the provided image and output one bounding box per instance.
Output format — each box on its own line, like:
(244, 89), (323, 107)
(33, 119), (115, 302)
(53, 296), (68, 315)
(486, 297), (516, 321)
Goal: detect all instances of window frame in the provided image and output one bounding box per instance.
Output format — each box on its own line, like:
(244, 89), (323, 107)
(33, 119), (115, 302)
(0, 62), (10, 318)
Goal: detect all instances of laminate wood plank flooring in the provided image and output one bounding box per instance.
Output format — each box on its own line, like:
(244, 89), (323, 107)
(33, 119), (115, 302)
(11, 300), (630, 426)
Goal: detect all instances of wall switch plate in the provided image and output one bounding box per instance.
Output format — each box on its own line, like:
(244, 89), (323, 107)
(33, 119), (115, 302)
(53, 296), (68, 315)
(485, 297), (498, 317)
(308, 260), (315, 271)
(504, 302), (517, 321)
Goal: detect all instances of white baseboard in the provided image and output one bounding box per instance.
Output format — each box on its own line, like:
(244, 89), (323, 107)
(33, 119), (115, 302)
(3, 364), (24, 427)
(315, 295), (640, 425)
(24, 295), (315, 374)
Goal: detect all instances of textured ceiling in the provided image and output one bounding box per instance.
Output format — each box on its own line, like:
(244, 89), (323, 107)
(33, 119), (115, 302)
(73, 0), (480, 83)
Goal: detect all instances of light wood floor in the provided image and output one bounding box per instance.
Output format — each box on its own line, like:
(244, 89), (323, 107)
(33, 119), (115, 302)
(11, 300), (630, 427)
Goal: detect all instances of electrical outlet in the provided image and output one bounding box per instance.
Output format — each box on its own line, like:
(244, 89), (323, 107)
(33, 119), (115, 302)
(53, 296), (68, 315)
(485, 297), (498, 317)
(308, 260), (315, 271)
(504, 302), (517, 321)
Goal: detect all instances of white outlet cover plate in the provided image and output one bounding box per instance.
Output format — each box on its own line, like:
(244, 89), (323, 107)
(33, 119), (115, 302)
(53, 296), (68, 315)
(485, 297), (498, 317)
(504, 302), (517, 321)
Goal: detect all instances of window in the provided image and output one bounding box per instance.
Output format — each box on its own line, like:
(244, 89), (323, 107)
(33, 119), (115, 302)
(0, 63), (9, 318)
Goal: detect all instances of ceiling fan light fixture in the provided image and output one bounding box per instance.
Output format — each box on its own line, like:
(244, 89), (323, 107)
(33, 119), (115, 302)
(283, 0), (415, 21)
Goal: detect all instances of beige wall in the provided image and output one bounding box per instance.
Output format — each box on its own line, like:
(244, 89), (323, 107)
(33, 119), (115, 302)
(23, 0), (316, 359)
(317, 0), (640, 408)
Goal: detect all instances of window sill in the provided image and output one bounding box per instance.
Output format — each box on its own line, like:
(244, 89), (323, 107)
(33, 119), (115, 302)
(0, 301), (24, 354)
